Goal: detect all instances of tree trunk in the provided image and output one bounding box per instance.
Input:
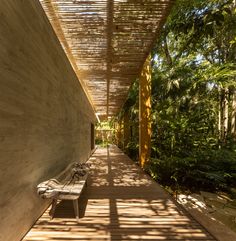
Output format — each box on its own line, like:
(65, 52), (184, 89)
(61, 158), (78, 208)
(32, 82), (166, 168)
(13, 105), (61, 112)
(218, 86), (222, 145)
(222, 87), (229, 143)
(231, 89), (236, 138)
(163, 35), (172, 66)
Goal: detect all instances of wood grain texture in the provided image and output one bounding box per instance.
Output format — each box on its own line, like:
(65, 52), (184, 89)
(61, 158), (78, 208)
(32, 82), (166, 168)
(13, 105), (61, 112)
(0, 1), (95, 241)
(23, 146), (216, 241)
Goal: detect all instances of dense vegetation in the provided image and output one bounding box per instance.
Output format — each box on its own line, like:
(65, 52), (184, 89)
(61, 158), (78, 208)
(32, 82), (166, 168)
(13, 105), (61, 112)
(116, 0), (236, 194)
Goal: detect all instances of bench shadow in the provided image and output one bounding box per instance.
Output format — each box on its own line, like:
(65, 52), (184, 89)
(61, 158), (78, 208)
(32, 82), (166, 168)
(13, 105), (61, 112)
(53, 189), (88, 219)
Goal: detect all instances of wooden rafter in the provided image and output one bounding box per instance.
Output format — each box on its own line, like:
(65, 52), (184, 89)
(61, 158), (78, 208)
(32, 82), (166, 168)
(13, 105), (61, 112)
(106, 0), (114, 118)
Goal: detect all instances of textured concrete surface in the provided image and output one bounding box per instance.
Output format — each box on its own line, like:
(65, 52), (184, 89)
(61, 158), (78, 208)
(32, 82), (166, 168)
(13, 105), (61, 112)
(0, 1), (95, 241)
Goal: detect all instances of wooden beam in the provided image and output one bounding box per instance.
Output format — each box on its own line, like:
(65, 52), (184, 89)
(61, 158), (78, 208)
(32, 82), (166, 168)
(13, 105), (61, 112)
(106, 0), (114, 118)
(139, 55), (151, 168)
(116, 120), (122, 148)
(124, 111), (130, 148)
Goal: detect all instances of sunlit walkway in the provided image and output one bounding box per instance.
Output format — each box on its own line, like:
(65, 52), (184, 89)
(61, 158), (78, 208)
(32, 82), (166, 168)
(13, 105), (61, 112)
(23, 146), (216, 241)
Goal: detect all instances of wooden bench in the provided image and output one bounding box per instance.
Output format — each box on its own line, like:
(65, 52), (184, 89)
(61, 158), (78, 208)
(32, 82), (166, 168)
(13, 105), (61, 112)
(37, 162), (90, 221)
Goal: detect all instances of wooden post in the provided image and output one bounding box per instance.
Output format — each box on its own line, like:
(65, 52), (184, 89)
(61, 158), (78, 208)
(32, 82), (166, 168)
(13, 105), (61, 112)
(116, 119), (124, 148)
(124, 111), (130, 148)
(139, 55), (152, 168)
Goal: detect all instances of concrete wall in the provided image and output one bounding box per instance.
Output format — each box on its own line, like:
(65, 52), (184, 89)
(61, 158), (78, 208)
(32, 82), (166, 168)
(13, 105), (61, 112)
(0, 1), (95, 240)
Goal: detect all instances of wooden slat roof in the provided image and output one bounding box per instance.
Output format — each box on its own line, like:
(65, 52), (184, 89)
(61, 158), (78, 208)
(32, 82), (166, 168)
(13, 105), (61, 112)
(39, 0), (174, 120)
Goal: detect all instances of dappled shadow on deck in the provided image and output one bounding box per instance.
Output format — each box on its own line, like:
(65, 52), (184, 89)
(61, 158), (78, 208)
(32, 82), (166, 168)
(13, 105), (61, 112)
(23, 146), (216, 241)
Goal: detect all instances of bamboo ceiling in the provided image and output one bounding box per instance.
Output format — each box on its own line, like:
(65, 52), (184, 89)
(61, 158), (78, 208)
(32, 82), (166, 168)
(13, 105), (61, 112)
(39, 0), (174, 120)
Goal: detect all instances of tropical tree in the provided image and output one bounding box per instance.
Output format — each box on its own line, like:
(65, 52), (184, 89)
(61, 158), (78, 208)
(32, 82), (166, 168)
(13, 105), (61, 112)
(116, 0), (236, 192)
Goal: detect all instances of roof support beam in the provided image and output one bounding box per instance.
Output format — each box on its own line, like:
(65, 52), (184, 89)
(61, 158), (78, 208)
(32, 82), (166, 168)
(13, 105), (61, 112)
(106, 0), (114, 118)
(124, 111), (130, 149)
(115, 120), (123, 148)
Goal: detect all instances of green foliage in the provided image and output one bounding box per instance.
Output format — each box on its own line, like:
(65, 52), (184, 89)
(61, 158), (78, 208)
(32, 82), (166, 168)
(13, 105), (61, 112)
(118, 79), (139, 121)
(95, 139), (103, 145)
(146, 149), (236, 192)
(125, 141), (139, 162)
(95, 138), (110, 147)
(117, 0), (236, 194)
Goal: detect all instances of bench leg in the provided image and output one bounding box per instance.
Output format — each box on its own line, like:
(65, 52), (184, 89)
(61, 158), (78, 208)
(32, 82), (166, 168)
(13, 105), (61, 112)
(73, 199), (79, 221)
(49, 199), (57, 219)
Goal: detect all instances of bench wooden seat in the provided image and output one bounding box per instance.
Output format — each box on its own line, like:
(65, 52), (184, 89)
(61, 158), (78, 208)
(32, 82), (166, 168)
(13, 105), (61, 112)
(37, 162), (89, 221)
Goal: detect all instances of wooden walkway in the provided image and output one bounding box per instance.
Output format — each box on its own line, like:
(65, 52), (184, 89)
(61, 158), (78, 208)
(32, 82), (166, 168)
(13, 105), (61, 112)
(23, 146), (216, 241)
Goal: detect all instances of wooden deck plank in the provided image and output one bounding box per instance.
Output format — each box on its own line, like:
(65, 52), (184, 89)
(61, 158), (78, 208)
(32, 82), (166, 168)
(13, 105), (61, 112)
(23, 146), (216, 241)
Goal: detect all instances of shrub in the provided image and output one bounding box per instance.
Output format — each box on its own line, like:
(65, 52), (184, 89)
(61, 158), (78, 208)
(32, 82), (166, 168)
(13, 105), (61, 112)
(146, 148), (236, 192)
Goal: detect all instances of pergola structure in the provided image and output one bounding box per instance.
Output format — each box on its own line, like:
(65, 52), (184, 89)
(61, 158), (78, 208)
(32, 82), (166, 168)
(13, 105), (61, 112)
(0, 2), (229, 241)
(39, 0), (174, 120)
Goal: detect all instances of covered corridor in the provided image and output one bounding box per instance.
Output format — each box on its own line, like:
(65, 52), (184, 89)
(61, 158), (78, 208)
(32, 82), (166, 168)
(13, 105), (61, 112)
(23, 146), (216, 241)
(0, 1), (175, 239)
(1, 1), (231, 240)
